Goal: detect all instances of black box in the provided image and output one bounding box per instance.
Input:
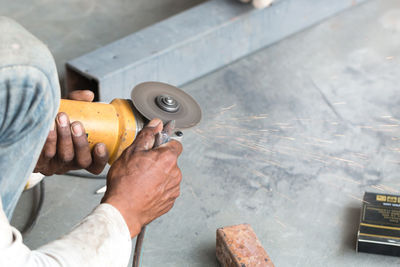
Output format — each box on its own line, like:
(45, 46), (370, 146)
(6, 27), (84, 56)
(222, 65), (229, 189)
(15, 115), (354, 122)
(357, 192), (400, 256)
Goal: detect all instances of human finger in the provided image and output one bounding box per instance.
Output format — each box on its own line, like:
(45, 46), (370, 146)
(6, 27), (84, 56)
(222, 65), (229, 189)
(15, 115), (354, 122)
(56, 112), (74, 163)
(68, 90), (95, 102)
(163, 168), (182, 191)
(158, 201), (176, 216)
(42, 121), (57, 162)
(131, 119), (163, 152)
(156, 140), (183, 157)
(71, 121), (92, 168)
(86, 143), (109, 174)
(164, 183), (181, 200)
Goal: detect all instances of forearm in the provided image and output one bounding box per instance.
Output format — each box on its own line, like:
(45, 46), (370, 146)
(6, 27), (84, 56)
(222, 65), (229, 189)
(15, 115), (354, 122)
(0, 203), (132, 267)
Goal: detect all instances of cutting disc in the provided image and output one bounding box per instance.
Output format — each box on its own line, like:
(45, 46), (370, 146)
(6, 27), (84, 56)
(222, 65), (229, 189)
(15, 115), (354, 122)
(131, 82), (202, 129)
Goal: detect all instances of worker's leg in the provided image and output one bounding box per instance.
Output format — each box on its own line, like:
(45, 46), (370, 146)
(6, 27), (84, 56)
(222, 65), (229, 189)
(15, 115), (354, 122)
(0, 17), (60, 219)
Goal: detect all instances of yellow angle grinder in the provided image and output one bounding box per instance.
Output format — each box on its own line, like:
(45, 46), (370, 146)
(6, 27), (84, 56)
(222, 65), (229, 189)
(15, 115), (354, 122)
(26, 82), (201, 188)
(59, 81), (202, 164)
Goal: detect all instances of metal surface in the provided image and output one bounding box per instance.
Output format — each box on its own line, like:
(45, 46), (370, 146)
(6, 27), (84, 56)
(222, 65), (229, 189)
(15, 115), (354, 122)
(131, 82), (201, 129)
(65, 0), (368, 102)
(154, 120), (176, 147)
(155, 96), (180, 113)
(131, 104), (145, 138)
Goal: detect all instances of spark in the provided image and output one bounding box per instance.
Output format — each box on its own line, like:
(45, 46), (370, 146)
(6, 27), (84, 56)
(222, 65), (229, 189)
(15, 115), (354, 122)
(251, 115), (269, 119)
(311, 157), (329, 164)
(278, 145), (320, 158)
(221, 104), (236, 111)
(369, 128), (396, 132)
(275, 191), (295, 202)
(253, 144), (274, 154)
(188, 186), (199, 199)
(277, 126), (295, 129)
(326, 156), (364, 168)
(252, 170), (269, 179)
(228, 115), (268, 121)
(274, 217), (287, 228)
(269, 134), (295, 141)
(335, 176), (361, 185)
(257, 158), (283, 167)
(347, 194), (369, 204)
(233, 140), (263, 152)
(352, 153), (369, 160)
(193, 129), (210, 145)
(309, 137), (333, 144)
(370, 185), (385, 192)
(304, 142), (332, 149)
(377, 124), (400, 127)
(377, 184), (399, 194)
(294, 118), (312, 122)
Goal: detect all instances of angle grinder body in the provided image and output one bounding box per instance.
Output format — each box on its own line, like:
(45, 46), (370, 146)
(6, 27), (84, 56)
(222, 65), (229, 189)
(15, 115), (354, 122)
(58, 82), (201, 164)
(59, 98), (143, 164)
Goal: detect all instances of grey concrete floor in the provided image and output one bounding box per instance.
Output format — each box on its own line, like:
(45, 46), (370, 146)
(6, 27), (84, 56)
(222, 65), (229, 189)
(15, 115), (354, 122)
(4, 0), (400, 266)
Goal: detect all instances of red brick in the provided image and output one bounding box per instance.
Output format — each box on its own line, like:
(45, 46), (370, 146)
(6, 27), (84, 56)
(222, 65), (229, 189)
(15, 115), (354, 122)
(216, 224), (274, 267)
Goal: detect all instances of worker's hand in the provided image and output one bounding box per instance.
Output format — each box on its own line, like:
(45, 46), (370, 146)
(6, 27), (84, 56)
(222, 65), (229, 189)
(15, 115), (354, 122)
(102, 118), (183, 238)
(34, 90), (109, 176)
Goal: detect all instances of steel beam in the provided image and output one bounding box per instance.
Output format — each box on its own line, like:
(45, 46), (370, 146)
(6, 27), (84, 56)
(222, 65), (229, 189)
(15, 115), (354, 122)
(66, 0), (368, 101)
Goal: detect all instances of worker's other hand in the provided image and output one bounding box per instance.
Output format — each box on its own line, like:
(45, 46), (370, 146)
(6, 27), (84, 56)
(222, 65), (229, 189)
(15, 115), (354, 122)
(34, 90), (109, 176)
(102, 118), (183, 238)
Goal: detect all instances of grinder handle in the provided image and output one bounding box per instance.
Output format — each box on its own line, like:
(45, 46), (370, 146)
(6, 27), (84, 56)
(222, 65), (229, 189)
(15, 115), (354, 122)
(58, 99), (139, 164)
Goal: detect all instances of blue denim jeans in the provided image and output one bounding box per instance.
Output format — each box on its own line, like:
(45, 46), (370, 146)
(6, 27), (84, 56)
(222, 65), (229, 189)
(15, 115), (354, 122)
(0, 17), (60, 219)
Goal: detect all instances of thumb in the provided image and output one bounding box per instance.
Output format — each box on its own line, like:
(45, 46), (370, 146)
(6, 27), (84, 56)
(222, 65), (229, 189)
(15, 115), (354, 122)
(68, 90), (95, 102)
(131, 119), (163, 152)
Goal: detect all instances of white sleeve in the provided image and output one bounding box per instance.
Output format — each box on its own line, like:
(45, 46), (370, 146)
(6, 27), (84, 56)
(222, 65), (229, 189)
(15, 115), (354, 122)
(0, 199), (132, 267)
